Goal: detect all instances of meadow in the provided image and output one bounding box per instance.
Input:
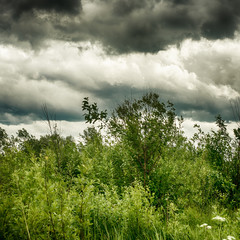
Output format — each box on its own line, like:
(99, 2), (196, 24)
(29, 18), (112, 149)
(0, 93), (240, 239)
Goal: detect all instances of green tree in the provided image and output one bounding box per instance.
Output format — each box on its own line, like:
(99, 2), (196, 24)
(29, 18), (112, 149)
(230, 98), (240, 194)
(82, 92), (181, 187)
(109, 92), (179, 187)
(193, 116), (238, 206)
(0, 127), (9, 154)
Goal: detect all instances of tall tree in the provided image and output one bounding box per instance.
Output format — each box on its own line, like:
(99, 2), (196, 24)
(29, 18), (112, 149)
(82, 92), (181, 187)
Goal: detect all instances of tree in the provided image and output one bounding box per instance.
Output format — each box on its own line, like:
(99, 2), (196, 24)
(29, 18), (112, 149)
(230, 98), (240, 191)
(202, 115), (233, 174)
(109, 92), (180, 187)
(0, 127), (9, 154)
(82, 92), (181, 187)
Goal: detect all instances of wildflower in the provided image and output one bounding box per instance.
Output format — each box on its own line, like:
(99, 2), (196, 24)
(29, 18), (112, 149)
(199, 223), (211, 229)
(200, 223), (208, 227)
(227, 236), (236, 240)
(212, 216), (226, 222)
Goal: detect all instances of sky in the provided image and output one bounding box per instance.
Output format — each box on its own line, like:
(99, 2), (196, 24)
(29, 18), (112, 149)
(0, 0), (240, 139)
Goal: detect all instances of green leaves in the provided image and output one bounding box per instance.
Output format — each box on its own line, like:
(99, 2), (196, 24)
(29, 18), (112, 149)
(82, 97), (108, 124)
(1, 92), (240, 239)
(108, 92), (179, 187)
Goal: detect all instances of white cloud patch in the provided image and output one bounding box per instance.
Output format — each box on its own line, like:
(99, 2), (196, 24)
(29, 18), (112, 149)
(0, 120), (92, 140)
(181, 37), (240, 93)
(182, 118), (238, 139)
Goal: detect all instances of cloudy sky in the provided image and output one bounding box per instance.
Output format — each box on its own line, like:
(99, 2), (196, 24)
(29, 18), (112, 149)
(0, 0), (240, 138)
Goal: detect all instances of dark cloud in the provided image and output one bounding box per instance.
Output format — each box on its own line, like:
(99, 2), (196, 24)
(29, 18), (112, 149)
(76, 0), (200, 53)
(2, 0), (81, 19)
(151, 87), (234, 122)
(171, 0), (191, 4)
(113, 0), (147, 16)
(56, 0), (240, 53)
(0, 0), (81, 48)
(1, 0), (240, 53)
(0, 101), (84, 125)
(201, 0), (240, 39)
(174, 100), (234, 122)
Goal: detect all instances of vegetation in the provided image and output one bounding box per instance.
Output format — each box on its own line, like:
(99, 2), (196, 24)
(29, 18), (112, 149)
(0, 92), (240, 239)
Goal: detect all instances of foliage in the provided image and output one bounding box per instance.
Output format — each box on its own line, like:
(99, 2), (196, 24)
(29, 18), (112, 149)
(82, 97), (107, 124)
(0, 92), (240, 239)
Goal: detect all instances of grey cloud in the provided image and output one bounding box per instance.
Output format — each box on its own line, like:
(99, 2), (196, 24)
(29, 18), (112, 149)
(10, 15), (52, 49)
(201, 0), (240, 39)
(1, 0), (81, 19)
(0, 77), (84, 125)
(0, 34), (239, 127)
(0, 113), (39, 125)
(0, 77), (235, 125)
(156, 87), (234, 122)
(0, 99), (84, 125)
(182, 43), (240, 94)
(75, 1), (201, 53)
(175, 100), (234, 122)
(70, 80), (235, 123)
(112, 0), (155, 16)
(0, 0), (81, 48)
(1, 0), (240, 53)
(58, 0), (240, 53)
(171, 0), (191, 4)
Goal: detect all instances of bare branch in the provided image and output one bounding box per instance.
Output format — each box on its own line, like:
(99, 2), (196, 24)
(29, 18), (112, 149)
(42, 104), (53, 135)
(230, 97), (240, 127)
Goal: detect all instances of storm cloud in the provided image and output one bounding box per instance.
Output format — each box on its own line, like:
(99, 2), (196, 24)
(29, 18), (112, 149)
(1, 0), (240, 52)
(1, 0), (81, 18)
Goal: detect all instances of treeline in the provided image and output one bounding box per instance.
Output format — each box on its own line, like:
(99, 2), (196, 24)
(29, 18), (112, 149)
(0, 92), (240, 239)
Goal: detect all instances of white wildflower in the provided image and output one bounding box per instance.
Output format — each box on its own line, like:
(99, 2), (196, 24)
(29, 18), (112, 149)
(200, 223), (208, 227)
(212, 216), (226, 222)
(199, 223), (212, 229)
(227, 236), (236, 240)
